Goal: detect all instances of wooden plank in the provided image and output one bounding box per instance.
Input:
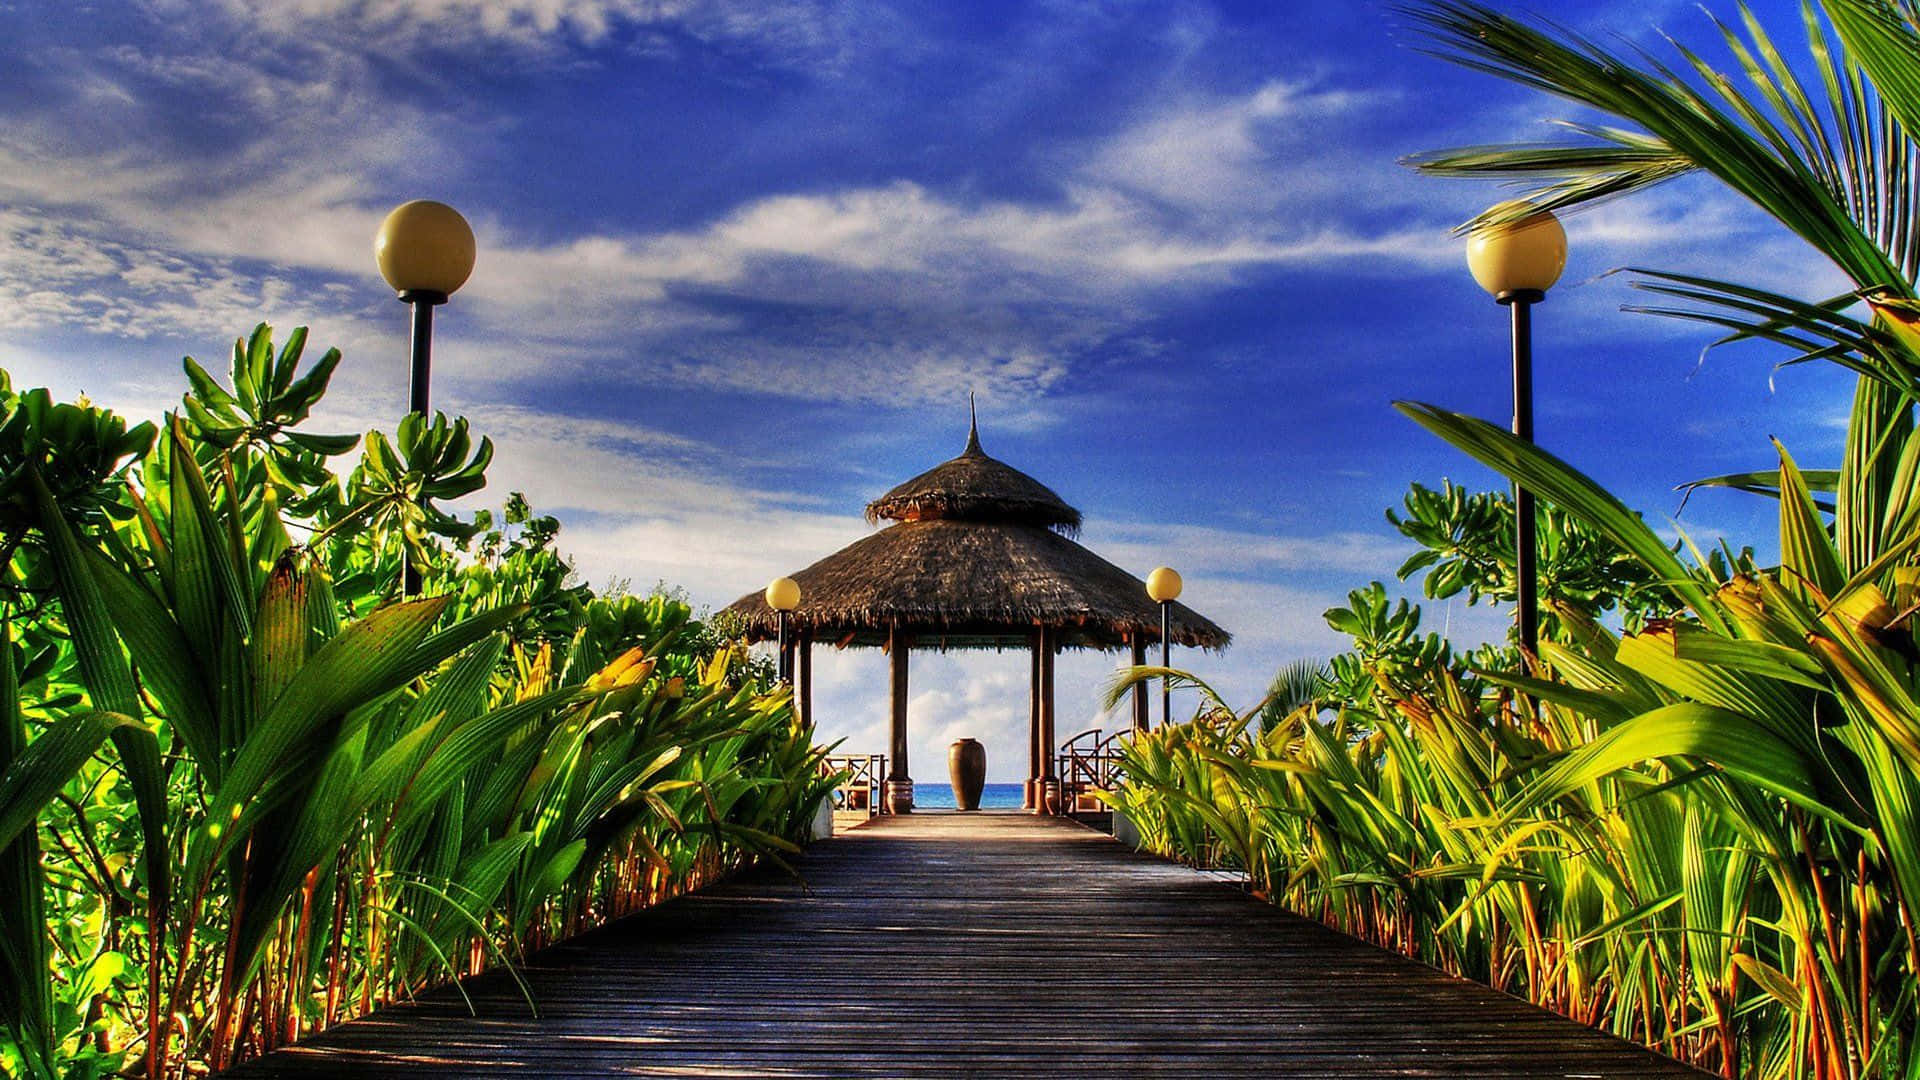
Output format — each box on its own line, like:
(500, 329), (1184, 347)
(224, 813), (1706, 1078)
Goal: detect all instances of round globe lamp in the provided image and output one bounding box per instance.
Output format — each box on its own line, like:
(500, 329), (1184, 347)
(1466, 203), (1566, 301)
(1465, 201), (1566, 657)
(765, 576), (801, 612)
(1145, 566), (1182, 727)
(376, 200), (477, 302)
(766, 577), (801, 682)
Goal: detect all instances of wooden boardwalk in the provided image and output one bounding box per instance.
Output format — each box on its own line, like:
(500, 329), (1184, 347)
(228, 812), (1702, 1078)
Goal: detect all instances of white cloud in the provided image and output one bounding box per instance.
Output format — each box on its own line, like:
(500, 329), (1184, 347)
(159, 0), (878, 75)
(0, 0), (1825, 791)
(1083, 78), (1391, 218)
(0, 15), (1477, 414)
(4, 0), (1854, 423)
(1087, 520), (1414, 579)
(0, 208), (322, 342)
(474, 176), (1454, 314)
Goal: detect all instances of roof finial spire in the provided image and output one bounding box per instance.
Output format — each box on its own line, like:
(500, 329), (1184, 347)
(964, 392), (982, 456)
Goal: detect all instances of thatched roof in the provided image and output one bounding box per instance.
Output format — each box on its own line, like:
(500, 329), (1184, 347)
(722, 419), (1229, 652)
(865, 420), (1081, 535)
(724, 519), (1228, 650)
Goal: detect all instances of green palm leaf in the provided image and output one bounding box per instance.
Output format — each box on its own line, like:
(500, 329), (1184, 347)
(0, 710), (151, 854)
(1404, 0), (1908, 287)
(201, 596), (450, 847)
(0, 625), (53, 1079)
(26, 467), (170, 952)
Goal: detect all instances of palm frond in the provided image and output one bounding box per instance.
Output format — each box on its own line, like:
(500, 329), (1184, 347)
(1402, 1), (1912, 288)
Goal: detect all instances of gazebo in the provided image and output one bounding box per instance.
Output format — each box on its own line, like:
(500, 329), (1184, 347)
(722, 416), (1229, 814)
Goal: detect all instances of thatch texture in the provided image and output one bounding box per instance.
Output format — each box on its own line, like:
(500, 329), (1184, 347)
(723, 419), (1228, 652)
(722, 518), (1229, 651)
(864, 424), (1082, 535)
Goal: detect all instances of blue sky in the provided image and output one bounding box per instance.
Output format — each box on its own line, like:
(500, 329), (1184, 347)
(0, 0), (1861, 781)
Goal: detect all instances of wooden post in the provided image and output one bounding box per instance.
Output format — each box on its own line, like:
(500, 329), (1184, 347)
(1130, 635), (1149, 734)
(1026, 628), (1041, 811)
(1039, 626), (1059, 814)
(886, 625), (913, 813)
(797, 631), (813, 729)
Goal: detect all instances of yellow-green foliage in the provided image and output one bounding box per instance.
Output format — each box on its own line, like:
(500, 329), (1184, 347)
(0, 334), (836, 1078)
(1114, 433), (1920, 1079)
(1116, 3), (1920, 1074)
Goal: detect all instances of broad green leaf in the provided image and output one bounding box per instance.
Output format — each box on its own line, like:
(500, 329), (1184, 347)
(0, 710), (150, 852)
(1733, 953), (1804, 1014)
(1501, 702), (1851, 829)
(203, 596), (451, 845)
(1774, 439), (1847, 598)
(0, 624), (53, 1077)
(28, 468), (170, 928)
(250, 553), (310, 720)
(1395, 402), (1723, 627)
(1668, 624), (1825, 689)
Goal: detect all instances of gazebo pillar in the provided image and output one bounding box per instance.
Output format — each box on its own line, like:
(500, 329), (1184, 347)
(886, 625), (914, 813)
(1025, 628), (1042, 811)
(1130, 634), (1149, 734)
(796, 630), (813, 729)
(1039, 626), (1060, 814)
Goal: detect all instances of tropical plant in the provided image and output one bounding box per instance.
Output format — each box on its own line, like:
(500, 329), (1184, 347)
(1112, 2), (1920, 1076)
(0, 324), (829, 1078)
(0, 382), (155, 567)
(1257, 657), (1330, 733)
(1397, 3), (1920, 1068)
(1389, 479), (1682, 635)
(177, 323), (359, 517)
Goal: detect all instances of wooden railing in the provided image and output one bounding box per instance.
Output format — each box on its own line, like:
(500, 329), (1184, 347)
(822, 733), (1123, 817)
(1056, 728), (1125, 813)
(820, 753), (887, 815)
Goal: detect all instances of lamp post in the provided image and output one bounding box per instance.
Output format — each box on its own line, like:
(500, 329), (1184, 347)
(375, 200), (476, 596)
(1145, 566), (1181, 728)
(1466, 202), (1566, 658)
(766, 576), (801, 683)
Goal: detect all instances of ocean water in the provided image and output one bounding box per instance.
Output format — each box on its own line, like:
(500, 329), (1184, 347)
(911, 782), (1027, 809)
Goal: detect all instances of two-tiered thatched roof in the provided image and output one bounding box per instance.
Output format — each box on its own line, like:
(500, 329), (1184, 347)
(723, 419), (1229, 652)
(865, 425), (1082, 534)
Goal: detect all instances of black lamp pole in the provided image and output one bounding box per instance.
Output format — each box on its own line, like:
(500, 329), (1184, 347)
(776, 609), (791, 683)
(404, 289), (447, 416)
(1468, 204), (1562, 659)
(1499, 287), (1543, 658)
(399, 288), (447, 596)
(1159, 599), (1172, 728)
